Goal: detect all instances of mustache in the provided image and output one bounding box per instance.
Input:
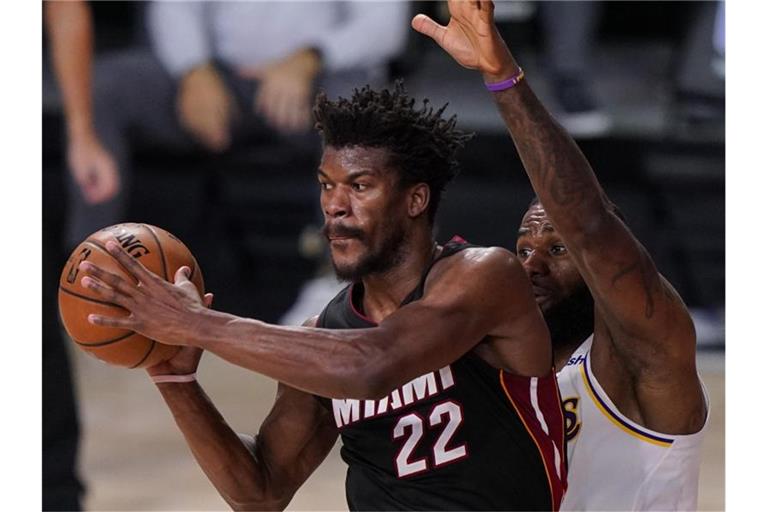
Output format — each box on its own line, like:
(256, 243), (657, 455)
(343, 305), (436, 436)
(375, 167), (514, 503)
(322, 223), (365, 240)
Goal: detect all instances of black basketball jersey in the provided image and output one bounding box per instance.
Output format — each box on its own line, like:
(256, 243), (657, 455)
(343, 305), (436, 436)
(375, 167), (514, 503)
(316, 238), (567, 511)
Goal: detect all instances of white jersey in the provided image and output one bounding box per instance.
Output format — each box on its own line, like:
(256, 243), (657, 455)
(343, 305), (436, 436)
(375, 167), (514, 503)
(557, 336), (708, 511)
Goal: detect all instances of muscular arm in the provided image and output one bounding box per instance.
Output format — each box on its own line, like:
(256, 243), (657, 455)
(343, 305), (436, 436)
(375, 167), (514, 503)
(493, 79), (698, 364)
(194, 248), (550, 399)
(158, 381), (336, 510)
(414, 0), (696, 374)
(155, 319), (338, 511)
(412, 1), (704, 434)
(82, 245), (550, 400)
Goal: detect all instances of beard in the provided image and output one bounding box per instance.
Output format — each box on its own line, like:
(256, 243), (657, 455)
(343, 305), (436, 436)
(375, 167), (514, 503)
(542, 282), (595, 347)
(323, 221), (407, 282)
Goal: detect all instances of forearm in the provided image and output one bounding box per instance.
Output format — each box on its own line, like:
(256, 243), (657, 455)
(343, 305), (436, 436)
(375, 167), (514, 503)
(156, 382), (279, 509)
(45, 0), (95, 139)
(192, 311), (381, 399)
(491, 77), (611, 236)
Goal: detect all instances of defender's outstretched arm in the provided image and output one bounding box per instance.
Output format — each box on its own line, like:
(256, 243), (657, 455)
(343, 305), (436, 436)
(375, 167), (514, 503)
(413, 0), (703, 433)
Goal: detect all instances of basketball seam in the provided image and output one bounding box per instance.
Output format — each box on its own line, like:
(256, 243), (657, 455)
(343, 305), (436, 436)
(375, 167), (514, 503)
(131, 340), (156, 368)
(58, 285), (129, 310)
(73, 331), (134, 347)
(142, 224), (169, 281)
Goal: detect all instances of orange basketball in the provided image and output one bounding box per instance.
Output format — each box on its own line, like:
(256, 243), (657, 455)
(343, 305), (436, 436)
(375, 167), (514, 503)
(58, 223), (205, 368)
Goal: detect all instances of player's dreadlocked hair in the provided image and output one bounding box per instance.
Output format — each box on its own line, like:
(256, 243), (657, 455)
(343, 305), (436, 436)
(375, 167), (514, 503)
(313, 80), (474, 223)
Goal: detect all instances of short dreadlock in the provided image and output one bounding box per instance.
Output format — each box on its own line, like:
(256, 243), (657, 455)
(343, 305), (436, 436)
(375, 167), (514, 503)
(313, 80), (474, 223)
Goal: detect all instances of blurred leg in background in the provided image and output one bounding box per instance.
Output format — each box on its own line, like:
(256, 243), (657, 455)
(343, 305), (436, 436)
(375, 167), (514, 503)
(43, 200), (84, 511)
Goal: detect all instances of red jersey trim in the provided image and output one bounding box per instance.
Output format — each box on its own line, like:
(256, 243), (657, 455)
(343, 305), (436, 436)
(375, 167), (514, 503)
(347, 284), (378, 325)
(499, 370), (566, 511)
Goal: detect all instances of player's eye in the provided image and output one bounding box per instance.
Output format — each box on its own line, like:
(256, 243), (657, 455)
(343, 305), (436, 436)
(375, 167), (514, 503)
(551, 244), (567, 256)
(517, 247), (532, 258)
(319, 182), (332, 191)
(351, 182), (369, 192)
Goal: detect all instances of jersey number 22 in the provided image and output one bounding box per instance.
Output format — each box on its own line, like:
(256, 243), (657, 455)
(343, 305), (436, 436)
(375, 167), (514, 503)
(392, 400), (468, 477)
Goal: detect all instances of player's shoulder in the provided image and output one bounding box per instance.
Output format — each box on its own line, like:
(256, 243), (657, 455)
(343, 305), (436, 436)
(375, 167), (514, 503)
(444, 245), (520, 271)
(432, 245), (524, 285)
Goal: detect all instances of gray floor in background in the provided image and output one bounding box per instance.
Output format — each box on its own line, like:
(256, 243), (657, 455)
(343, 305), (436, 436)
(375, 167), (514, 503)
(72, 344), (724, 511)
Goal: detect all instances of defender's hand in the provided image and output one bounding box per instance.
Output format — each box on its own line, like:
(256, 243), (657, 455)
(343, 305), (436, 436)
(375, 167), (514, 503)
(411, 0), (518, 82)
(79, 241), (210, 347)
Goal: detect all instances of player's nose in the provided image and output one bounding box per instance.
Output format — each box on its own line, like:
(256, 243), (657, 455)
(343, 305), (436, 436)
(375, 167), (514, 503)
(522, 251), (549, 277)
(323, 189), (350, 219)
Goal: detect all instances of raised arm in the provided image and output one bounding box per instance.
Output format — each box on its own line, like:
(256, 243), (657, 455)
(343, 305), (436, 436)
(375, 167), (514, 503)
(80, 244), (550, 400)
(412, 1), (696, 371)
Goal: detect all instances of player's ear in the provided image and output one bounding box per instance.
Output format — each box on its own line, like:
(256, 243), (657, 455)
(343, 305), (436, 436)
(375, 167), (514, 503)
(407, 183), (430, 219)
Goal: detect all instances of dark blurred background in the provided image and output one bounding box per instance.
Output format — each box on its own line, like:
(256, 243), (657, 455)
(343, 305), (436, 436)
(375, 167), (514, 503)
(42, 2), (724, 509)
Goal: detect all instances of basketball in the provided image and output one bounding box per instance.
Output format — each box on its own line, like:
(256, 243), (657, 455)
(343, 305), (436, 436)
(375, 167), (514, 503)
(58, 223), (205, 368)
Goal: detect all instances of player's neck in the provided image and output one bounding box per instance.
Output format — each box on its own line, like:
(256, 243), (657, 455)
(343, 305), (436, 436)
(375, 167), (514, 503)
(360, 232), (436, 324)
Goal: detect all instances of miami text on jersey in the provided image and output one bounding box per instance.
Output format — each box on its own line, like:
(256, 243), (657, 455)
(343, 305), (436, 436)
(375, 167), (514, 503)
(332, 365), (456, 428)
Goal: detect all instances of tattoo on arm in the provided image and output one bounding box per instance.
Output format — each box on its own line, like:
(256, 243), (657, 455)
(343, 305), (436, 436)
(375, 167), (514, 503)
(494, 84), (596, 210)
(610, 258), (659, 319)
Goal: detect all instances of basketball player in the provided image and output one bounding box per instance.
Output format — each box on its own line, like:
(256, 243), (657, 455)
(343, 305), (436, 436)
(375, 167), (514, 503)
(412, 1), (708, 509)
(79, 84), (567, 510)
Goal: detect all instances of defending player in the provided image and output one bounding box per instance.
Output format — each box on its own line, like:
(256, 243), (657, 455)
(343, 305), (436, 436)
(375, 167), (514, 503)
(412, 1), (708, 509)
(79, 84), (567, 510)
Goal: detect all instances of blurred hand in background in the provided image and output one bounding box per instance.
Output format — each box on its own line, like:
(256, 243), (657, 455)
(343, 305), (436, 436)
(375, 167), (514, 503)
(240, 48), (322, 135)
(67, 131), (120, 204)
(177, 63), (236, 152)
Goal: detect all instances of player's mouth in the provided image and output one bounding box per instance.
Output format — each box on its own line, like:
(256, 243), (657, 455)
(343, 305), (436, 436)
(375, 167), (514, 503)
(328, 236), (363, 250)
(531, 285), (551, 304)
(323, 222), (365, 242)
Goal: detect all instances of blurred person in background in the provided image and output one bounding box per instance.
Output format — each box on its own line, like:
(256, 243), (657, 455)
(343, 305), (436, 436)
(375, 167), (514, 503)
(64, 0), (409, 253)
(43, 2), (89, 509)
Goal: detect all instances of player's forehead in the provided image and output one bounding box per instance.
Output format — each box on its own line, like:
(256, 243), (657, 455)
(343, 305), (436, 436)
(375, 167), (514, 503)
(318, 145), (395, 180)
(518, 204), (558, 238)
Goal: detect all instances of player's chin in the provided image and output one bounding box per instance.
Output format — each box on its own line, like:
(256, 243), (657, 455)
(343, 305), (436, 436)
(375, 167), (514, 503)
(331, 251), (358, 269)
(329, 238), (365, 261)
(331, 259), (364, 282)
(534, 293), (554, 312)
